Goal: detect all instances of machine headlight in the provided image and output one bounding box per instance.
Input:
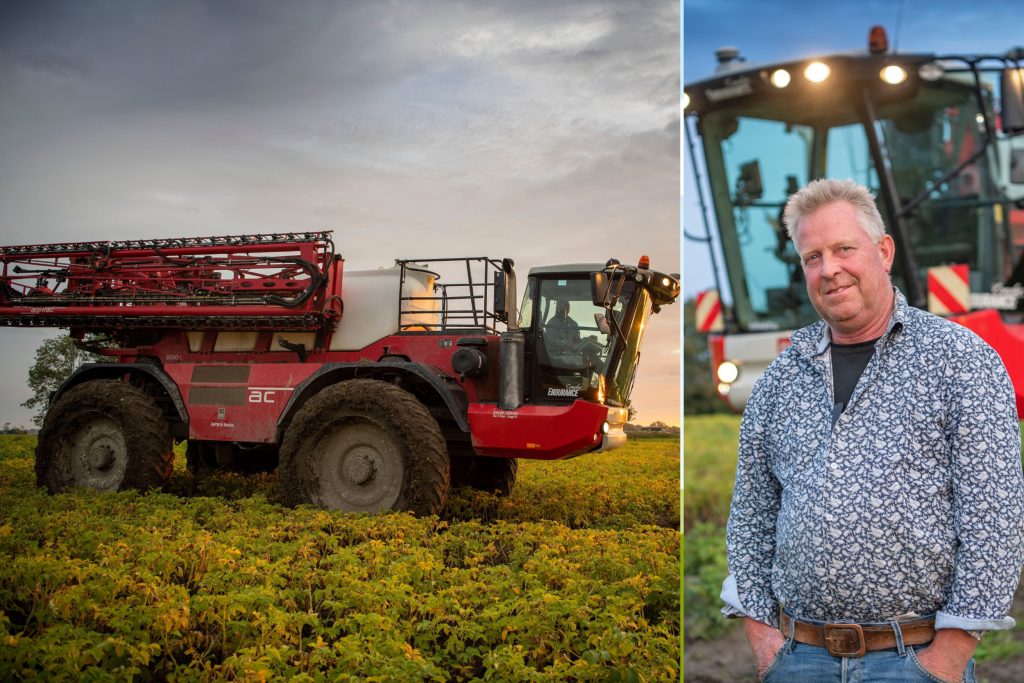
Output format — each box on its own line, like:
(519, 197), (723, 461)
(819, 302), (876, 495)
(769, 69), (791, 88)
(601, 421), (610, 435)
(918, 62), (945, 81)
(717, 360), (740, 384)
(804, 62), (830, 83)
(880, 65), (907, 85)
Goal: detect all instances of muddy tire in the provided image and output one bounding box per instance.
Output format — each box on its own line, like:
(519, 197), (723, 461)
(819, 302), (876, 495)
(450, 454), (518, 497)
(36, 380), (174, 493)
(278, 379), (449, 515)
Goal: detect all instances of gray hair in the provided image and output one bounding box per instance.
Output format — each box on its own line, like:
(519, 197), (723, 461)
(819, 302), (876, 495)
(782, 178), (887, 251)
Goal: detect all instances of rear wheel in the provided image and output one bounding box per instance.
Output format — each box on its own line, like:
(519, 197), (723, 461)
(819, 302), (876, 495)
(36, 380), (174, 493)
(278, 379), (449, 514)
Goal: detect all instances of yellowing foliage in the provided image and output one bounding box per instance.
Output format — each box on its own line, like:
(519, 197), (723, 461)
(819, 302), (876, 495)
(0, 434), (679, 680)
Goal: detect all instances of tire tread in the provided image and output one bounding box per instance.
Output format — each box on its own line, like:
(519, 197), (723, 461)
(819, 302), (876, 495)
(36, 380), (173, 493)
(279, 379), (449, 514)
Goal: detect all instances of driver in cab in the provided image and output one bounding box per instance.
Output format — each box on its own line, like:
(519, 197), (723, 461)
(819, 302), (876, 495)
(544, 299), (580, 353)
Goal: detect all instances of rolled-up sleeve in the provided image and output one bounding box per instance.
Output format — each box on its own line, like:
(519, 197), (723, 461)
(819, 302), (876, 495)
(722, 373), (783, 627)
(938, 335), (1024, 631)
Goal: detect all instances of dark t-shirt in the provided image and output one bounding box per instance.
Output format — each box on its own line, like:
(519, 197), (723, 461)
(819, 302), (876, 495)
(830, 337), (879, 425)
(545, 316), (580, 348)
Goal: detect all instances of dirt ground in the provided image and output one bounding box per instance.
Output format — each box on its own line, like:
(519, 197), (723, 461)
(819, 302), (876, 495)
(684, 627), (1024, 683)
(684, 589), (1024, 683)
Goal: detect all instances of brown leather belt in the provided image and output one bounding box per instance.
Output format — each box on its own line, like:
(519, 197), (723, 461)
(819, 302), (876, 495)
(780, 612), (936, 658)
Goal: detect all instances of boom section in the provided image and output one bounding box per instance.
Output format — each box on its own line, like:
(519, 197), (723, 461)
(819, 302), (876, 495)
(0, 232), (341, 331)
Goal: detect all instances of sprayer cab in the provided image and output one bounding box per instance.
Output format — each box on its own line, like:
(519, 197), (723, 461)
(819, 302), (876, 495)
(465, 256), (679, 460)
(516, 258), (679, 410)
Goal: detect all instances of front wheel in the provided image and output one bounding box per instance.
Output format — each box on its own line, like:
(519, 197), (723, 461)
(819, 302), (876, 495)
(278, 379), (449, 515)
(36, 380), (174, 493)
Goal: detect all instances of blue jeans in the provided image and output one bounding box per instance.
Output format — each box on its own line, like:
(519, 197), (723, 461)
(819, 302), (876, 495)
(762, 629), (977, 683)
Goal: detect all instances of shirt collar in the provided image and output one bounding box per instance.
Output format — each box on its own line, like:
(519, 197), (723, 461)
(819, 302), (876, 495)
(790, 287), (908, 358)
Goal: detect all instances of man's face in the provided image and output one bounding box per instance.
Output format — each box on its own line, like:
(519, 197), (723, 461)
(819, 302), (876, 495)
(796, 201), (895, 341)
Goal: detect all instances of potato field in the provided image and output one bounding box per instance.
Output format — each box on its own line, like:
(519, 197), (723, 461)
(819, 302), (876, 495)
(0, 434), (679, 681)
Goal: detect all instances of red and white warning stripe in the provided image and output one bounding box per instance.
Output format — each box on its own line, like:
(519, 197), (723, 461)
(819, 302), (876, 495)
(927, 264), (970, 315)
(696, 289), (724, 332)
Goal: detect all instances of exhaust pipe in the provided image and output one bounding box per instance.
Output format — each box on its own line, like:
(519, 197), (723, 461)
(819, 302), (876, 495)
(498, 331), (524, 410)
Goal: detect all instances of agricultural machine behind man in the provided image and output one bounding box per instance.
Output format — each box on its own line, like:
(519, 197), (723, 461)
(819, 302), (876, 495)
(684, 27), (1024, 413)
(0, 231), (678, 514)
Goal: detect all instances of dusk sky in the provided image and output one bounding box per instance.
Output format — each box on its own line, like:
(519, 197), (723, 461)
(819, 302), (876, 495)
(0, 1), (680, 427)
(683, 0), (1024, 298)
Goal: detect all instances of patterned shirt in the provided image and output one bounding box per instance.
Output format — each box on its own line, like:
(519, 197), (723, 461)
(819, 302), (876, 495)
(721, 289), (1024, 631)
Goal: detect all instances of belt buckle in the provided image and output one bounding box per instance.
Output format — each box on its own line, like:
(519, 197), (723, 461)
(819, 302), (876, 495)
(823, 623), (866, 658)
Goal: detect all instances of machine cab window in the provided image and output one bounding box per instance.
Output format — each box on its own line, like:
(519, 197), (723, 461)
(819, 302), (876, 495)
(520, 275), (615, 403)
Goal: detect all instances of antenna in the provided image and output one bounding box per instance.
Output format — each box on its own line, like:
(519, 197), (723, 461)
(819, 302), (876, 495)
(892, 0), (904, 53)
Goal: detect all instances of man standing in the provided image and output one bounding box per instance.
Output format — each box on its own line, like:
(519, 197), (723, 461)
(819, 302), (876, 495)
(722, 178), (1024, 682)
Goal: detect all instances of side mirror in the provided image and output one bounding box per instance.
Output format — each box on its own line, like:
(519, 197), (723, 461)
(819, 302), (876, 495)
(1001, 67), (1024, 134)
(591, 271), (609, 306)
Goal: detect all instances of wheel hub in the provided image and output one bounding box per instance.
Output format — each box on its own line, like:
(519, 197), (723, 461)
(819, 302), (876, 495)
(69, 417), (128, 492)
(313, 420), (403, 512)
(86, 443), (117, 470)
(343, 449), (377, 485)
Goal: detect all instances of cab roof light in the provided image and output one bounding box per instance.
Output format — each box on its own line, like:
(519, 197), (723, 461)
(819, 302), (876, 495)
(638, 255), (650, 269)
(880, 64), (908, 85)
(919, 62), (945, 81)
(682, 92), (690, 110)
(769, 69), (791, 88)
(804, 62), (830, 83)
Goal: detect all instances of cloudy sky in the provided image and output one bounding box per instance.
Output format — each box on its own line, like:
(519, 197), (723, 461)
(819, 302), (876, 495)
(0, 0), (680, 427)
(683, 0), (1024, 298)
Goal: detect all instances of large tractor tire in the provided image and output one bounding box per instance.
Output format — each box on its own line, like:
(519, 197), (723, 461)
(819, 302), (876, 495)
(278, 379), (449, 515)
(450, 454), (518, 497)
(36, 380), (174, 493)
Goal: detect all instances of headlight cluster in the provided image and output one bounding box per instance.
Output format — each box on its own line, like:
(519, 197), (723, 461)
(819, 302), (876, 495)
(716, 360), (739, 384)
(716, 359), (740, 396)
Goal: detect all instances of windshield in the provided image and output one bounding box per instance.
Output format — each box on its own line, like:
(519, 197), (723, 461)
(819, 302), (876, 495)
(702, 77), (1006, 331)
(519, 276), (648, 405)
(881, 84), (1002, 291)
